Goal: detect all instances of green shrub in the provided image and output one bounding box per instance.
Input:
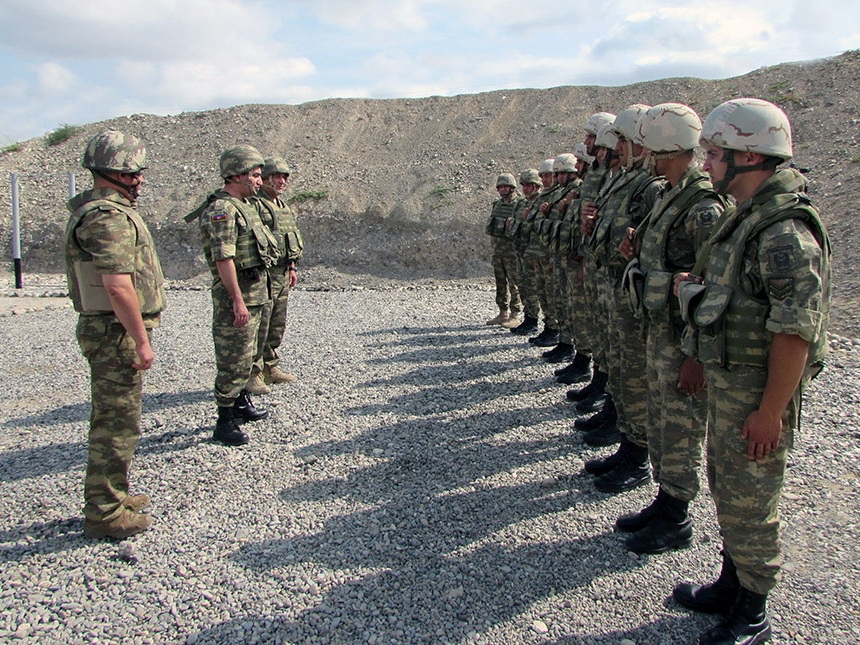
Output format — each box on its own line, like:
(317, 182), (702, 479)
(288, 190), (329, 203)
(1, 142), (23, 154)
(46, 124), (81, 146)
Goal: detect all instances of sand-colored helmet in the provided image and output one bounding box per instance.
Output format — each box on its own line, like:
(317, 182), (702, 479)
(519, 169), (541, 185)
(584, 112), (616, 136)
(219, 144), (265, 178)
(610, 104), (651, 143)
(262, 157), (291, 178)
(552, 153), (577, 173)
(82, 130), (147, 173)
(539, 159), (555, 174)
(595, 123), (619, 150)
(496, 173), (517, 188)
(574, 142), (595, 163)
(638, 103), (702, 153)
(700, 98), (793, 161)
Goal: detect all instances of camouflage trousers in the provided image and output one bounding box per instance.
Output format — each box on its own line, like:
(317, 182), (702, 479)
(76, 316), (149, 522)
(523, 246), (554, 326)
(212, 293), (264, 407)
(491, 238), (522, 314)
(553, 254), (575, 346)
(253, 264), (292, 374)
(533, 253), (557, 329)
(580, 257), (604, 364)
(603, 276), (648, 448)
(704, 363), (799, 595)
(567, 260), (591, 355)
(645, 320), (707, 502)
(516, 249), (541, 320)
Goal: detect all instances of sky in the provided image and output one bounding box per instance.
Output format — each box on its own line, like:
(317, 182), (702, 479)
(1, 0), (858, 144)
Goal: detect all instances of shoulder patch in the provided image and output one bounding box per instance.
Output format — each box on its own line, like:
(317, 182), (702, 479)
(766, 245), (797, 273)
(210, 212), (228, 222)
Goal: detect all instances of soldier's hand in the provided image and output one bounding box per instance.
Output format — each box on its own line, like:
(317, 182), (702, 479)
(132, 342), (155, 371)
(539, 202), (550, 214)
(673, 272), (702, 297)
(742, 409), (783, 461)
(232, 299), (250, 327)
(677, 357), (705, 396)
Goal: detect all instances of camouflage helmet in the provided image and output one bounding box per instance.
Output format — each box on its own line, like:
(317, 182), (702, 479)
(219, 144), (265, 178)
(82, 130), (147, 173)
(574, 142), (594, 163)
(595, 123), (619, 150)
(610, 104), (650, 143)
(552, 153), (577, 173)
(519, 168), (541, 185)
(700, 98), (793, 161)
(262, 157), (291, 178)
(539, 159), (555, 174)
(638, 103), (703, 153)
(584, 112), (616, 136)
(496, 173), (517, 188)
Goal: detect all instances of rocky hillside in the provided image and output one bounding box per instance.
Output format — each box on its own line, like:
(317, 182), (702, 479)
(1, 50), (859, 334)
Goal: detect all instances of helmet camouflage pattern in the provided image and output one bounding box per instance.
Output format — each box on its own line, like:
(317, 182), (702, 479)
(573, 142), (594, 163)
(700, 98), (793, 161)
(610, 104), (650, 143)
(584, 112), (616, 136)
(82, 130), (147, 173)
(262, 157), (291, 178)
(219, 144), (265, 178)
(519, 168), (541, 185)
(638, 103), (702, 153)
(552, 153), (577, 173)
(595, 123), (619, 150)
(539, 159), (555, 174)
(496, 173), (517, 188)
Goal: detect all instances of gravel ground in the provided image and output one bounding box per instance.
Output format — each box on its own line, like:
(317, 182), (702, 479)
(0, 283), (858, 644)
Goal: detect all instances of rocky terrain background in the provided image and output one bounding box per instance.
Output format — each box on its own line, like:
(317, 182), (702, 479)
(1, 50), (858, 335)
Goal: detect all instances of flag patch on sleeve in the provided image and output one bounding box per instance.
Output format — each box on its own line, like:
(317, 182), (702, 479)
(210, 212), (228, 222)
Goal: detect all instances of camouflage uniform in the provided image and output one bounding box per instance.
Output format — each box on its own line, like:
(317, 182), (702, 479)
(198, 190), (277, 407)
(66, 186), (165, 523)
(638, 167), (721, 499)
(252, 186), (304, 375)
(683, 168), (830, 594)
(510, 177), (543, 322)
(485, 184), (522, 317)
(524, 181), (561, 331)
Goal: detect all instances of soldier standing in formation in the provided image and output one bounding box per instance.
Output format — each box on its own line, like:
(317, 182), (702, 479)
(247, 157), (304, 394)
(509, 168), (544, 336)
(65, 130), (165, 539)
(189, 145), (280, 446)
(484, 173), (523, 327)
(673, 98), (831, 645)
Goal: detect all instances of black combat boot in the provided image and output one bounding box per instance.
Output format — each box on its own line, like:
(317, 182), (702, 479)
(674, 551), (740, 614)
(530, 327), (559, 347)
(698, 587), (771, 645)
(566, 369), (607, 399)
(574, 395), (616, 431)
(542, 342), (574, 363)
(213, 406), (250, 446)
(624, 490), (693, 554)
(233, 389), (269, 422)
(511, 315), (539, 336)
(555, 351), (592, 382)
(594, 439), (650, 493)
(615, 488), (663, 532)
(575, 391), (607, 414)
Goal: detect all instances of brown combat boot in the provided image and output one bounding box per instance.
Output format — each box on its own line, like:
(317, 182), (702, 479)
(266, 366), (296, 384)
(123, 493), (151, 512)
(246, 372), (271, 395)
(500, 312), (522, 328)
(84, 508), (152, 539)
(485, 309), (509, 325)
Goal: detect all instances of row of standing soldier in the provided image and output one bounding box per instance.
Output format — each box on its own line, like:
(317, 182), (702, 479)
(65, 134), (304, 541)
(484, 99), (831, 645)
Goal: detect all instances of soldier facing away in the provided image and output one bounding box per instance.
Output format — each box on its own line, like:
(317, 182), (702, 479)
(65, 130), (165, 539)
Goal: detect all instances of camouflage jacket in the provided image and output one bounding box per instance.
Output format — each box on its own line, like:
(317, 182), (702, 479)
(253, 191), (304, 264)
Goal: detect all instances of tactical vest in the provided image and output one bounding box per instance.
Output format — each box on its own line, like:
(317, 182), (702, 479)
(638, 172), (718, 324)
(537, 182), (577, 251)
(485, 198), (517, 237)
(254, 194), (305, 263)
(691, 193), (830, 369)
(65, 192), (165, 317)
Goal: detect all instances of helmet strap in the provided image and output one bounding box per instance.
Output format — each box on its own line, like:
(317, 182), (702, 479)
(95, 169), (139, 201)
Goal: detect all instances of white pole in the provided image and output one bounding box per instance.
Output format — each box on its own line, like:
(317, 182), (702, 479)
(10, 172), (22, 288)
(68, 171), (75, 199)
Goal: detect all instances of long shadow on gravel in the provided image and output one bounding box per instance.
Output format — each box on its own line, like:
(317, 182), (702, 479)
(0, 518), (82, 563)
(357, 357), (541, 388)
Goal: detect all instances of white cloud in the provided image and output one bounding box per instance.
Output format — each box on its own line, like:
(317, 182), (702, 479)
(36, 62), (77, 95)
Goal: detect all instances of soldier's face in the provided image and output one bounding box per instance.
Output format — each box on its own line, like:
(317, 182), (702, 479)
(703, 145), (728, 186)
(616, 137), (629, 166)
(497, 185), (513, 198)
(522, 182), (539, 198)
(264, 172), (289, 194)
(539, 171), (553, 188)
(237, 168), (263, 197)
(584, 133), (596, 155)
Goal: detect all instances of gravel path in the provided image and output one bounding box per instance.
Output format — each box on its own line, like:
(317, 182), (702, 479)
(1, 285), (858, 644)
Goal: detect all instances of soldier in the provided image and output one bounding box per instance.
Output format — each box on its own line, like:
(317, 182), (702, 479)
(673, 99), (831, 645)
(65, 130), (164, 538)
(509, 168), (544, 335)
(247, 157), (304, 394)
(579, 105), (665, 496)
(189, 145), (280, 446)
(514, 159), (558, 338)
(485, 173), (523, 327)
(615, 103), (723, 555)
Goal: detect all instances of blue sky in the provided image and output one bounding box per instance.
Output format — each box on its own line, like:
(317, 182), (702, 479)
(1, 0), (857, 144)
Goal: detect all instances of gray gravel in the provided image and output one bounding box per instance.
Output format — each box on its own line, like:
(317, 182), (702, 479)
(1, 282), (858, 644)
